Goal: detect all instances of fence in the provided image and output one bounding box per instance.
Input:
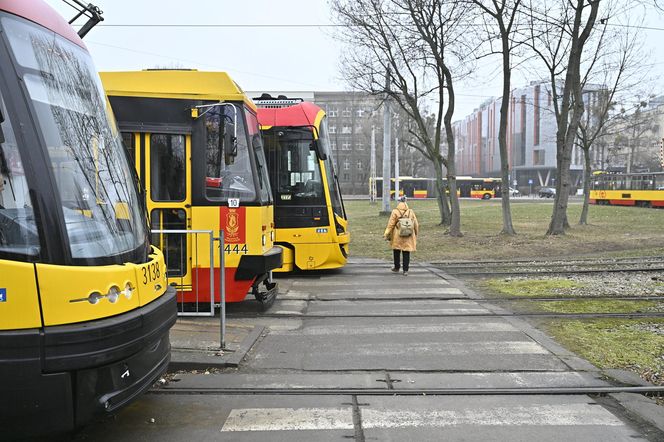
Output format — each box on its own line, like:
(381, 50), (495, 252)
(150, 229), (227, 349)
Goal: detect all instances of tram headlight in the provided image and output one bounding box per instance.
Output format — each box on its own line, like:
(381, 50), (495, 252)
(124, 282), (134, 300)
(262, 234), (266, 247)
(270, 230), (274, 242)
(88, 291), (103, 305)
(107, 286), (120, 303)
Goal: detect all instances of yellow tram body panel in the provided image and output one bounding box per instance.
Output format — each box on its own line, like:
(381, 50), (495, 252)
(590, 189), (664, 207)
(35, 247), (168, 327)
(101, 70), (257, 111)
(0, 260), (42, 330)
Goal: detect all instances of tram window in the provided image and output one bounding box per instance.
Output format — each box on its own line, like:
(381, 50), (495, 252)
(204, 104), (256, 202)
(7, 15), (148, 261)
(121, 132), (135, 165)
(656, 175), (664, 190)
(318, 118), (344, 217)
(150, 209), (186, 277)
(0, 96), (39, 255)
(151, 134), (186, 202)
(245, 109), (271, 204)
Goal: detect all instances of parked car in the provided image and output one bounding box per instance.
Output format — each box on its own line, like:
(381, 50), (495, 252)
(509, 187), (520, 197)
(538, 187), (556, 198)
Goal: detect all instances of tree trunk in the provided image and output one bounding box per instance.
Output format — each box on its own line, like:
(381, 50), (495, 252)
(443, 72), (462, 237)
(579, 146), (591, 225)
(498, 30), (516, 235)
(433, 160), (451, 225)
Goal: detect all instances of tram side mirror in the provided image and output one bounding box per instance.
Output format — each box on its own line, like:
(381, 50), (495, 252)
(0, 107), (5, 144)
(312, 139), (327, 161)
(223, 118), (237, 165)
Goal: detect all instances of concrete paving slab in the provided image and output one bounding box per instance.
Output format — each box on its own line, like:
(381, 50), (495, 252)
(389, 371), (610, 389)
(164, 373), (387, 390)
(169, 318), (264, 369)
(610, 393), (664, 433)
(358, 395), (646, 441)
(74, 395), (356, 442)
(303, 299), (491, 316)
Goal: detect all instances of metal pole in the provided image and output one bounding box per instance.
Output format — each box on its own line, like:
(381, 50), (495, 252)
(381, 70), (392, 214)
(370, 125), (376, 204)
(219, 230), (226, 350)
(394, 136), (400, 199)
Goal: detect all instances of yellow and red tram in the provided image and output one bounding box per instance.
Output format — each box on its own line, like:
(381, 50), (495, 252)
(0, 1), (176, 437)
(255, 96), (349, 271)
(590, 172), (664, 208)
(101, 70), (282, 303)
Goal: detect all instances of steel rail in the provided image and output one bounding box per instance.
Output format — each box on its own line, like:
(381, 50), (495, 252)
(151, 386), (664, 396)
(429, 255), (664, 266)
(225, 312), (664, 319)
(442, 267), (664, 276)
(277, 295), (664, 303)
(436, 260), (664, 270)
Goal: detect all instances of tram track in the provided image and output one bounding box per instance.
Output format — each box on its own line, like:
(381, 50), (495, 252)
(430, 256), (664, 267)
(226, 311), (664, 319)
(152, 385), (664, 396)
(439, 266), (664, 277)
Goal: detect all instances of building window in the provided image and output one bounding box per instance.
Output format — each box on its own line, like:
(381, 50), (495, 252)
(357, 161), (363, 170)
(533, 149), (545, 166)
(342, 142), (351, 151)
(356, 108), (365, 117)
(342, 124), (352, 134)
(330, 141), (337, 151)
(356, 142), (364, 150)
(328, 108), (338, 118)
(329, 125), (336, 134)
(343, 173), (350, 180)
(343, 158), (350, 170)
(342, 108), (351, 117)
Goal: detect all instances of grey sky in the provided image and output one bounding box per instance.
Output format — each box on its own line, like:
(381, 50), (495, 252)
(46, 0), (664, 118)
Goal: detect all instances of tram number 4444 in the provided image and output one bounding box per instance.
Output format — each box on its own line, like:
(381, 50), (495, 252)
(224, 244), (249, 255)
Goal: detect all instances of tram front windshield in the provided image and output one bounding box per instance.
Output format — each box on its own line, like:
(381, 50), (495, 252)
(1, 14), (148, 262)
(264, 128), (326, 207)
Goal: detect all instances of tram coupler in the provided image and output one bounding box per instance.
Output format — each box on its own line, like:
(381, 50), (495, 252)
(252, 274), (277, 310)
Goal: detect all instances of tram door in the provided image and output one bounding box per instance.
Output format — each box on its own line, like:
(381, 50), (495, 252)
(140, 132), (193, 289)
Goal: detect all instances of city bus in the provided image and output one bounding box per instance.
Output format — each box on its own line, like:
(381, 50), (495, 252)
(0, 1), (176, 437)
(590, 171), (664, 207)
(101, 70), (282, 303)
(255, 95), (349, 271)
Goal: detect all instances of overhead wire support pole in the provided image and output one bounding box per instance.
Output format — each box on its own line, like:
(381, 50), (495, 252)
(381, 69), (392, 215)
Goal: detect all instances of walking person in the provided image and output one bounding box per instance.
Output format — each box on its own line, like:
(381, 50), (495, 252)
(383, 196), (419, 276)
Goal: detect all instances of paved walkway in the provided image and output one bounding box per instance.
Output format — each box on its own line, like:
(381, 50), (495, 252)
(77, 258), (664, 441)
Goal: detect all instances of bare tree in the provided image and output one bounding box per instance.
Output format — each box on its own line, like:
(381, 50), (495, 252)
(332, 0), (472, 236)
(524, 0), (600, 235)
(469, 0), (523, 235)
(576, 17), (645, 225)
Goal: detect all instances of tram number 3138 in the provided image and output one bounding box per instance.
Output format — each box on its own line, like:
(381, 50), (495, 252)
(142, 262), (161, 284)
(225, 244), (249, 255)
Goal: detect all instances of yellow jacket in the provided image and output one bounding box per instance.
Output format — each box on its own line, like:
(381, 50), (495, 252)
(383, 202), (419, 252)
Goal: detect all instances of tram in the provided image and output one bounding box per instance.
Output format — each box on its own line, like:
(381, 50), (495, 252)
(254, 95), (349, 271)
(590, 171), (664, 207)
(374, 176), (502, 199)
(0, 1), (176, 437)
(101, 71), (282, 303)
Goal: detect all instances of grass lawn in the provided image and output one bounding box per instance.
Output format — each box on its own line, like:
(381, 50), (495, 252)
(346, 198), (664, 262)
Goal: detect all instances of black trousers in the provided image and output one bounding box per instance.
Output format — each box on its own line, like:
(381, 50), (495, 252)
(393, 249), (410, 271)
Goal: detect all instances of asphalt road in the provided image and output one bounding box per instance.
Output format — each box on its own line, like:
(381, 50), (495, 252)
(73, 259), (664, 441)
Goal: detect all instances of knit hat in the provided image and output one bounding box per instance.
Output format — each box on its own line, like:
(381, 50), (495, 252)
(398, 196), (407, 203)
